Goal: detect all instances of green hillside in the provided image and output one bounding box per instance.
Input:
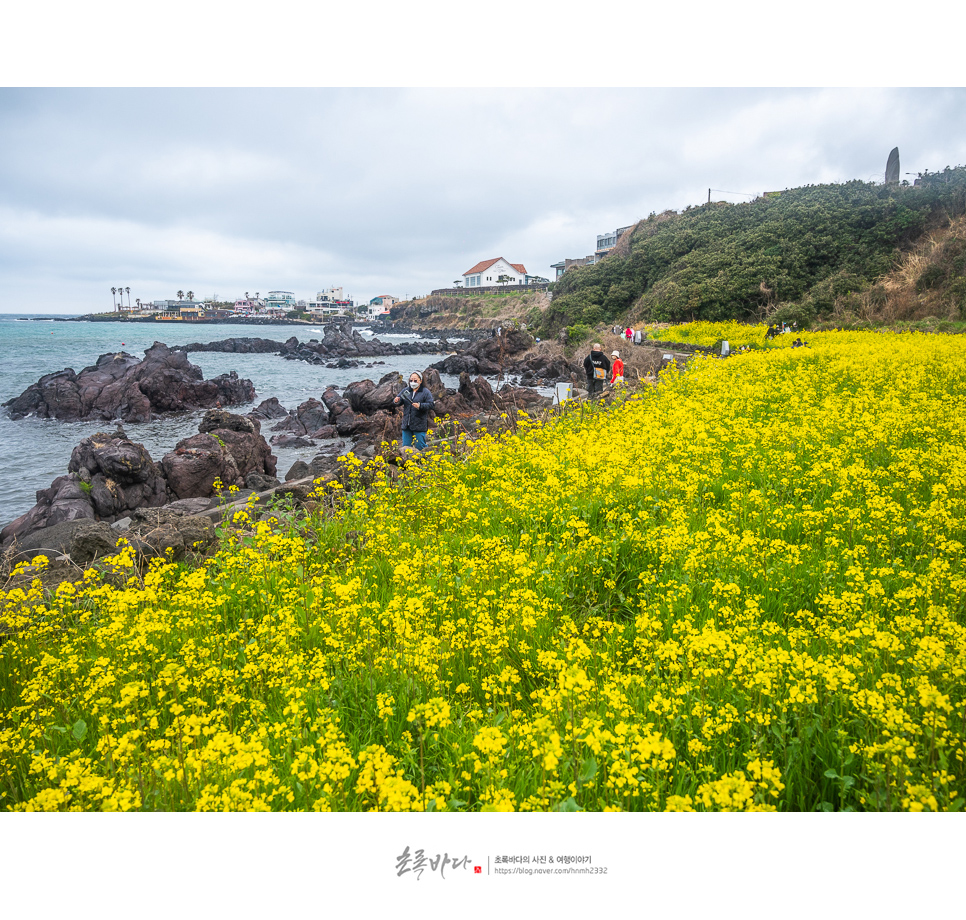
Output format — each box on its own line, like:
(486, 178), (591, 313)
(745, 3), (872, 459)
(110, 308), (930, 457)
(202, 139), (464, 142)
(542, 167), (966, 335)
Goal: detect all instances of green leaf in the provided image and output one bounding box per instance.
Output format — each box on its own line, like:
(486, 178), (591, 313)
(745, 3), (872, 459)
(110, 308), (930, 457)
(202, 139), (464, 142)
(72, 719), (88, 742)
(578, 756), (598, 785)
(448, 796), (468, 810)
(554, 796), (580, 812)
(823, 768), (839, 779)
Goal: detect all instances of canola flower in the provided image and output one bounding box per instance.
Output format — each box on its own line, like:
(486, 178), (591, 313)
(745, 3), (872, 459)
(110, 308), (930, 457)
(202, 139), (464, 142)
(642, 320), (770, 348)
(1, 328), (965, 812)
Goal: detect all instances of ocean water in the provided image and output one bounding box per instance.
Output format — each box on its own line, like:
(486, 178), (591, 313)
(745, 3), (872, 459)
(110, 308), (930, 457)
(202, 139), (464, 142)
(0, 315), (457, 528)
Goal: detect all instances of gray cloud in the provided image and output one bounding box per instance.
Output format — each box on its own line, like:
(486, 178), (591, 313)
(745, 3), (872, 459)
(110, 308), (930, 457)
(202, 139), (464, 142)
(1, 88), (965, 312)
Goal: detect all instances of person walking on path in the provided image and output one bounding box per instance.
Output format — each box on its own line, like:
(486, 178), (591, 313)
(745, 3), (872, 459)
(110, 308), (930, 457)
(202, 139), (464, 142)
(393, 370), (435, 450)
(583, 343), (610, 400)
(610, 350), (625, 385)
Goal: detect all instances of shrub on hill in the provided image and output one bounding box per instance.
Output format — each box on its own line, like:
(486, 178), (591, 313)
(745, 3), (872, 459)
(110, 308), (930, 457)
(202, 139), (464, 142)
(541, 168), (966, 336)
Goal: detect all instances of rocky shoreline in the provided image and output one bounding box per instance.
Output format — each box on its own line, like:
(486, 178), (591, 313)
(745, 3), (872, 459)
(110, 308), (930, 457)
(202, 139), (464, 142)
(0, 409), (276, 563)
(180, 326), (454, 368)
(1, 323), (592, 568)
(1, 378), (553, 566)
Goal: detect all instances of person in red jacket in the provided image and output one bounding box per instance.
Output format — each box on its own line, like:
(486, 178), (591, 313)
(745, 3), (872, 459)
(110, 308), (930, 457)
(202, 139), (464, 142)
(610, 350), (625, 385)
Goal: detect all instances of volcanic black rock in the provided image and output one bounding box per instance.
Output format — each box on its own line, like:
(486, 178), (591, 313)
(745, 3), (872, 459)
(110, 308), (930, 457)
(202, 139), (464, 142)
(3, 342), (256, 423)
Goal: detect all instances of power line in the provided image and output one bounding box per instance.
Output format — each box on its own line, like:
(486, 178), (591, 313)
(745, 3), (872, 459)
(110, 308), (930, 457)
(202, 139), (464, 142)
(709, 188), (757, 199)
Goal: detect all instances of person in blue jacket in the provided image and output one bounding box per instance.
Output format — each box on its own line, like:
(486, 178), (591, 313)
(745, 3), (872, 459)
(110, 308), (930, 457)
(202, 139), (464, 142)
(393, 370), (435, 450)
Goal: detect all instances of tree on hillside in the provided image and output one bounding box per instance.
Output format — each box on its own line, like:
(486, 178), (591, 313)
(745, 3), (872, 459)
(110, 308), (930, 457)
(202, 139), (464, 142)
(541, 169), (966, 334)
(497, 274), (510, 290)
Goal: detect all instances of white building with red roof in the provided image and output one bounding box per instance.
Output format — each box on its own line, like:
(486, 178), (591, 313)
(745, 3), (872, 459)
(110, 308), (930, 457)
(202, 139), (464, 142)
(462, 257), (527, 289)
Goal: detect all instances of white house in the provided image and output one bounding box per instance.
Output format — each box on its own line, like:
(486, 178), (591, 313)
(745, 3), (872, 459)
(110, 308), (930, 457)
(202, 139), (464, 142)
(366, 295), (398, 320)
(463, 257), (528, 289)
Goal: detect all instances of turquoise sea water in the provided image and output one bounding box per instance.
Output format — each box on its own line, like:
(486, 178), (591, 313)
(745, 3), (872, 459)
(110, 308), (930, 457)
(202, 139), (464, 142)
(0, 315), (453, 528)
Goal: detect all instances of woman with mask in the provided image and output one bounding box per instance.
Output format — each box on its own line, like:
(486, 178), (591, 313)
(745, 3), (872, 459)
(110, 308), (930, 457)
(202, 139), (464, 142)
(393, 370), (435, 450)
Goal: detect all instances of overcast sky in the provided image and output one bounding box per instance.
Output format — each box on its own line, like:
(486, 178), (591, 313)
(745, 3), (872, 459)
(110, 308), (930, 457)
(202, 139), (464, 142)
(1, 86), (964, 313)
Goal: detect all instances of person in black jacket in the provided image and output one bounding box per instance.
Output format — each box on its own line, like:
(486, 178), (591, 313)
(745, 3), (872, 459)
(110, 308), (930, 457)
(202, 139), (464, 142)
(393, 370), (435, 450)
(583, 344), (610, 400)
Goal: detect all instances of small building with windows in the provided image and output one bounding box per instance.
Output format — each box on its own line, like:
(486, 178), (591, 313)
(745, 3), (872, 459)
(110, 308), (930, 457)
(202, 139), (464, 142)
(550, 256), (595, 279)
(307, 287), (348, 314)
(369, 295), (399, 308)
(463, 257), (527, 289)
(264, 291), (296, 310)
(595, 225), (635, 259)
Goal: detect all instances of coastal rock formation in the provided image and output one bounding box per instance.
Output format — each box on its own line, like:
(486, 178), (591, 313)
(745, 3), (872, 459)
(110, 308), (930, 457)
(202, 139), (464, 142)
(260, 363), (554, 462)
(2, 349), (559, 561)
(1, 410), (276, 553)
(249, 397), (289, 420)
(177, 323), (454, 366)
(431, 327), (534, 376)
(514, 353), (584, 386)
(430, 330), (581, 384)
(162, 412), (276, 500)
(11, 520), (119, 566)
(3, 342), (256, 423)
(181, 337), (284, 354)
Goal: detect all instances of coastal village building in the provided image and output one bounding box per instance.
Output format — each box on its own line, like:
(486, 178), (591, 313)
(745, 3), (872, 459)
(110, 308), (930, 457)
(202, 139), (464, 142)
(463, 258), (527, 288)
(595, 225), (635, 259)
(367, 295), (398, 320)
(369, 295), (398, 308)
(233, 298), (264, 314)
(307, 287), (354, 316)
(152, 299), (203, 313)
(264, 291), (296, 310)
(551, 224), (635, 279)
(550, 256), (595, 279)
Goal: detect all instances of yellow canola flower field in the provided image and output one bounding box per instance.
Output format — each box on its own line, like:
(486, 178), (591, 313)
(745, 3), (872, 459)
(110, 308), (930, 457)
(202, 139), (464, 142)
(2, 327), (965, 812)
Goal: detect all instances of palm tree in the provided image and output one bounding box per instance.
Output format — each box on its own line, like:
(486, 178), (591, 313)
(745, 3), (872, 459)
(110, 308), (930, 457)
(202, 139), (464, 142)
(186, 291), (194, 302)
(177, 290), (184, 301)
(135, 298), (141, 311)
(125, 286), (131, 311)
(111, 286), (117, 311)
